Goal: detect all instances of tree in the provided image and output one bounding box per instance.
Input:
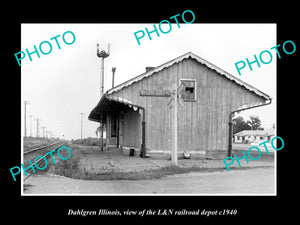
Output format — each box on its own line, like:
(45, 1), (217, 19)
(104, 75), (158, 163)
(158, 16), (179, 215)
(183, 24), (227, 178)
(233, 116), (251, 134)
(247, 115), (261, 130)
(95, 123), (106, 137)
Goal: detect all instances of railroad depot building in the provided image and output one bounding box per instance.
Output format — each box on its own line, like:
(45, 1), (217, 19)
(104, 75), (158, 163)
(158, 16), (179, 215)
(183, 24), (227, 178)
(88, 52), (271, 159)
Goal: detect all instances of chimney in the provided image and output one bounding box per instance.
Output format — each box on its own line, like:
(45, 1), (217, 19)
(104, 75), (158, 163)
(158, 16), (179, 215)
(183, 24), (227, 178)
(112, 67), (116, 88)
(145, 67), (155, 72)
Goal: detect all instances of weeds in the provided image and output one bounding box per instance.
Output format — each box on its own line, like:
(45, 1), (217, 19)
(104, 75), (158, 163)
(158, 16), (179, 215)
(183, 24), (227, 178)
(71, 137), (105, 146)
(52, 145), (81, 178)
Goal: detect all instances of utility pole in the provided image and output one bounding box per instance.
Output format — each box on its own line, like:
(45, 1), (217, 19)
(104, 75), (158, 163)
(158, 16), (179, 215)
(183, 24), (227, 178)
(171, 83), (178, 165)
(80, 112), (84, 139)
(24, 101), (30, 137)
(97, 43), (110, 151)
(167, 83), (184, 166)
(34, 118), (41, 138)
(29, 115), (34, 137)
(41, 126), (46, 138)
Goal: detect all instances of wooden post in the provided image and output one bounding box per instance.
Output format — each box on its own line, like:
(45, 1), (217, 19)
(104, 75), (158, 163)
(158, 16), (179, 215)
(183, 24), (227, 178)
(101, 117), (104, 151)
(137, 107), (146, 158)
(228, 112), (233, 157)
(171, 83), (178, 165)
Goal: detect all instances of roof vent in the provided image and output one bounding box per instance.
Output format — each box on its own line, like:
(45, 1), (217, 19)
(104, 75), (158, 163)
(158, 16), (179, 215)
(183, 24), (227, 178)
(145, 67), (155, 72)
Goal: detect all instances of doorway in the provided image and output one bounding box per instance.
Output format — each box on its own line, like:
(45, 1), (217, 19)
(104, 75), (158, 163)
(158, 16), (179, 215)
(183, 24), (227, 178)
(107, 114), (119, 148)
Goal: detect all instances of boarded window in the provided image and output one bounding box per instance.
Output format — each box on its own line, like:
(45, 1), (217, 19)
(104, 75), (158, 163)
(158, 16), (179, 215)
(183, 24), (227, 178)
(180, 79), (196, 101)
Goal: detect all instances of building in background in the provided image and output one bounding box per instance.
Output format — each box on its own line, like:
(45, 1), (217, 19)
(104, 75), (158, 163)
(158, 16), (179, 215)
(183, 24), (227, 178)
(88, 52), (271, 159)
(234, 129), (275, 144)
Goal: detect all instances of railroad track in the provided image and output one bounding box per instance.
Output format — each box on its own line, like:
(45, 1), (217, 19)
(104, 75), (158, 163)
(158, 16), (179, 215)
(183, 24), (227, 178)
(23, 141), (68, 176)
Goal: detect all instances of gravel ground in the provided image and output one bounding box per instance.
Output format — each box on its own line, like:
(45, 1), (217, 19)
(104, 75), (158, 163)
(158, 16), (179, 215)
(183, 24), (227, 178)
(76, 145), (274, 174)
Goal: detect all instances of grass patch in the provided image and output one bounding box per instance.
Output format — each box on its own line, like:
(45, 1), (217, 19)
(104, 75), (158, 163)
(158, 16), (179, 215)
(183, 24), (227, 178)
(71, 137), (105, 146)
(23, 137), (57, 151)
(53, 163), (274, 181)
(52, 145), (81, 178)
(84, 166), (204, 180)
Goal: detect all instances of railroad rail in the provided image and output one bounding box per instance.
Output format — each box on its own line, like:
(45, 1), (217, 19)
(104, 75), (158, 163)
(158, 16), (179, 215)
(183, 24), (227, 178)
(23, 140), (68, 177)
(24, 141), (66, 154)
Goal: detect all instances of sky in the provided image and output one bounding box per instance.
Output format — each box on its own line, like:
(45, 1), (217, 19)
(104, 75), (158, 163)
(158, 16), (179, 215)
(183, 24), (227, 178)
(21, 23), (276, 140)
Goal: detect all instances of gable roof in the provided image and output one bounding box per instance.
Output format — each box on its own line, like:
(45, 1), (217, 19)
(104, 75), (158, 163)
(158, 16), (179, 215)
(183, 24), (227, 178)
(106, 52), (270, 100)
(235, 129), (275, 137)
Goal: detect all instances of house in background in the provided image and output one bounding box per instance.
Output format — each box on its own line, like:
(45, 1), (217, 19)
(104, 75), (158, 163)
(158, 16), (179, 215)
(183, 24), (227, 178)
(88, 52), (271, 159)
(234, 129), (275, 144)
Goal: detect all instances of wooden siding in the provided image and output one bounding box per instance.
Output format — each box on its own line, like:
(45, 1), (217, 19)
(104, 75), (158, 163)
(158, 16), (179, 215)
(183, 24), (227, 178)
(109, 57), (266, 153)
(123, 110), (141, 148)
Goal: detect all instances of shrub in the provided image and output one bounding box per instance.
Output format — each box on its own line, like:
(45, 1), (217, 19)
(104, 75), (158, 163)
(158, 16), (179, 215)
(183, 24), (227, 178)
(53, 145), (81, 178)
(71, 137), (106, 146)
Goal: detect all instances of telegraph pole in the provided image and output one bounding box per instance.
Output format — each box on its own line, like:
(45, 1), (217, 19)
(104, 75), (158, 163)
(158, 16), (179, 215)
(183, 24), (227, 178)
(171, 83), (178, 165)
(97, 43), (110, 151)
(29, 115), (34, 137)
(168, 83), (184, 166)
(24, 101), (30, 137)
(80, 113), (84, 139)
(34, 118), (41, 137)
(41, 126), (46, 138)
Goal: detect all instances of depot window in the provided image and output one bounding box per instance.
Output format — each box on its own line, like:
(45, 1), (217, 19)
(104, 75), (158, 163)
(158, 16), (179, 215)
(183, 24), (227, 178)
(180, 79), (196, 101)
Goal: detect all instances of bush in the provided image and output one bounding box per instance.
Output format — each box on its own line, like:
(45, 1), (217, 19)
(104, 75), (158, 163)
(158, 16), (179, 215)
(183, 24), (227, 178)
(53, 145), (81, 178)
(71, 137), (106, 146)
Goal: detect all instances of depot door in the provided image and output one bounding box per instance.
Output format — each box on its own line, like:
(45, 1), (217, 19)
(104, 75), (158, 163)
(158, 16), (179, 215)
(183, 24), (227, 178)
(110, 115), (120, 147)
(119, 117), (124, 147)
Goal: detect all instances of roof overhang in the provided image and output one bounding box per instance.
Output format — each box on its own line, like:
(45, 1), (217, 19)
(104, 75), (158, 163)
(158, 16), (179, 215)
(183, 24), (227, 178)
(88, 94), (142, 122)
